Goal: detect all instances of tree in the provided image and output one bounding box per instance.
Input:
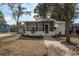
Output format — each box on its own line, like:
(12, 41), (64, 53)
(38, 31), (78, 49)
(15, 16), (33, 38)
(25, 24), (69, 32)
(50, 7), (64, 21)
(0, 10), (6, 24)
(34, 3), (77, 44)
(8, 3), (31, 33)
(50, 4), (76, 44)
(34, 3), (51, 19)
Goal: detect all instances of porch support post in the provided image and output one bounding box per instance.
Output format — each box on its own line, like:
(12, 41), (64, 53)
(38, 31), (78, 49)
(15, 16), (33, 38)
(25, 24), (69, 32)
(44, 22), (45, 33)
(37, 22), (39, 31)
(24, 22), (26, 35)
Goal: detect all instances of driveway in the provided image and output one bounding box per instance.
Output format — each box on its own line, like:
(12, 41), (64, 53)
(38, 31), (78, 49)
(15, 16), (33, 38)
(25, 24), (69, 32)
(0, 32), (15, 38)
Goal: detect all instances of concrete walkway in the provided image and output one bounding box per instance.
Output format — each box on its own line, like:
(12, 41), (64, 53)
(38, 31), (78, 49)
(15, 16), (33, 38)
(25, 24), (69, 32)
(44, 35), (71, 56)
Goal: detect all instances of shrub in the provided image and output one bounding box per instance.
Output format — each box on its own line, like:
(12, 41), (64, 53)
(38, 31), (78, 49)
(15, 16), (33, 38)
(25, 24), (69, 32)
(31, 27), (35, 34)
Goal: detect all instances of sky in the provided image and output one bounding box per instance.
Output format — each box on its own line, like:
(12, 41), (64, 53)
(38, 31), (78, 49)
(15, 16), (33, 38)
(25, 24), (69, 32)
(0, 3), (79, 25)
(0, 3), (38, 25)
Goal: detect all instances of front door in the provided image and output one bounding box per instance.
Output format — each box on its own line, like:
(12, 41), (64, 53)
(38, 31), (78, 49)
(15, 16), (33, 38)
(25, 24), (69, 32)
(45, 25), (48, 34)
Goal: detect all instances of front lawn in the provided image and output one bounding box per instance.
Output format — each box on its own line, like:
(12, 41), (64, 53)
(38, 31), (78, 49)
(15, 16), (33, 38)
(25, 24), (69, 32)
(0, 36), (47, 56)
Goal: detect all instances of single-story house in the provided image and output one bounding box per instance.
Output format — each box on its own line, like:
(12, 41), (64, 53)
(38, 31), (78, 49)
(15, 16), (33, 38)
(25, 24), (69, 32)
(20, 18), (65, 36)
(69, 23), (79, 33)
(0, 24), (10, 32)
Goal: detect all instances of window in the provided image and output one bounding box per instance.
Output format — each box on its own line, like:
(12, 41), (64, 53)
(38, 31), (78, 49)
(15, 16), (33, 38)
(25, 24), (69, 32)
(50, 27), (54, 31)
(49, 22), (54, 31)
(38, 22), (42, 31)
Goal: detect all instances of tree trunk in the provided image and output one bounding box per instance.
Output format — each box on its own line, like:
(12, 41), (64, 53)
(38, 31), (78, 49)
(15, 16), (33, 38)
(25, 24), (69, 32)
(16, 16), (19, 33)
(65, 5), (72, 44)
(65, 21), (71, 43)
(65, 21), (76, 45)
(16, 21), (19, 33)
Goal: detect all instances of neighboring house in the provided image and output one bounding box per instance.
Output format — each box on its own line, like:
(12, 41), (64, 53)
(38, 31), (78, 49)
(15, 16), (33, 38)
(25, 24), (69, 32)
(20, 18), (65, 36)
(69, 23), (79, 33)
(0, 24), (10, 32)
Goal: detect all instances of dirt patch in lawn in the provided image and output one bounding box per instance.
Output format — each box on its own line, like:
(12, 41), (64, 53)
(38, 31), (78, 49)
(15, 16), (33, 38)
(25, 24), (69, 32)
(61, 41), (79, 55)
(49, 36), (79, 56)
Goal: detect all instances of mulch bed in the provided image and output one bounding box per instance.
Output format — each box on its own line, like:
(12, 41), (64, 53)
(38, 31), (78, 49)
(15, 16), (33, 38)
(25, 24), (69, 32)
(19, 35), (44, 40)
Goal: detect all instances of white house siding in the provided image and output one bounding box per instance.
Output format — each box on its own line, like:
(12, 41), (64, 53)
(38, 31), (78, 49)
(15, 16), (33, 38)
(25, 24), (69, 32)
(24, 31), (44, 36)
(55, 21), (65, 35)
(25, 31), (56, 36)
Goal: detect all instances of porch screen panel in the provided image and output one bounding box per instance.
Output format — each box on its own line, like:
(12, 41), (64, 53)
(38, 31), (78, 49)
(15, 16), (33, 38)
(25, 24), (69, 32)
(29, 22), (33, 31)
(25, 22), (33, 31)
(36, 22), (38, 31)
(38, 22), (42, 31)
(25, 22), (29, 31)
(30, 22), (35, 31)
